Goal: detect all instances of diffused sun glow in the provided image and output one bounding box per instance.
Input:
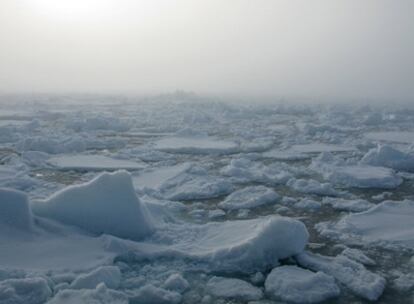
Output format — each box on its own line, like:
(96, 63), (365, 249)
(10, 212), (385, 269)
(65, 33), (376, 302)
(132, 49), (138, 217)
(30, 0), (113, 21)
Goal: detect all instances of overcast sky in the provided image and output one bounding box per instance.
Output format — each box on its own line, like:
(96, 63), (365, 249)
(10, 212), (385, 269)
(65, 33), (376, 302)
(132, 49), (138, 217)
(0, 0), (413, 101)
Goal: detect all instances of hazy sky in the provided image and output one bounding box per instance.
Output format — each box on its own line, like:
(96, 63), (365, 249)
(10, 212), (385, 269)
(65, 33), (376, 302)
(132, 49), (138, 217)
(0, 0), (413, 100)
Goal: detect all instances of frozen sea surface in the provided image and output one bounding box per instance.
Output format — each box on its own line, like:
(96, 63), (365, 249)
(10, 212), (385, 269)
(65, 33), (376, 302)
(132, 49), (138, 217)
(1, 96), (414, 303)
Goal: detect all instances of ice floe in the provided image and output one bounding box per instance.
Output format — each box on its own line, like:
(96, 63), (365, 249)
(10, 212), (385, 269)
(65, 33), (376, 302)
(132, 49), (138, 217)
(218, 186), (280, 210)
(296, 252), (386, 301)
(318, 200), (414, 249)
(361, 145), (414, 172)
(265, 265), (340, 303)
(32, 171), (155, 241)
(152, 136), (239, 154)
(365, 131), (414, 144)
(47, 155), (147, 171)
(311, 152), (402, 189)
(206, 276), (263, 301)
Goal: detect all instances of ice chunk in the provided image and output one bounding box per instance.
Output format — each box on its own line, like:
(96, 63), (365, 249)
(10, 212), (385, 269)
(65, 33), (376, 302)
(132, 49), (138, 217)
(340, 248), (376, 266)
(152, 136), (239, 154)
(361, 145), (414, 172)
(109, 216), (308, 273)
(218, 186), (280, 210)
(322, 197), (374, 212)
(177, 216), (309, 272)
(48, 283), (128, 304)
(32, 171), (155, 241)
(132, 163), (191, 190)
(163, 273), (190, 293)
(206, 276), (263, 301)
(48, 155), (146, 171)
(311, 153), (402, 189)
(320, 200), (414, 249)
(288, 143), (356, 153)
(129, 284), (182, 304)
(70, 266), (121, 290)
(365, 131), (414, 144)
(0, 277), (52, 304)
(294, 198), (321, 210)
(296, 252), (386, 301)
(159, 167), (234, 201)
(0, 188), (33, 231)
(264, 265), (340, 303)
(221, 158), (292, 185)
(287, 178), (339, 196)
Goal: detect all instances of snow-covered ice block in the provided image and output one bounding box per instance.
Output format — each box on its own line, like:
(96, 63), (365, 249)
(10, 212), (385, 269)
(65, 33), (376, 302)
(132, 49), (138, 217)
(322, 197), (374, 212)
(0, 188), (33, 231)
(288, 143), (355, 154)
(178, 216), (309, 272)
(327, 165), (402, 189)
(340, 248), (376, 266)
(159, 167), (234, 201)
(319, 200), (414, 249)
(48, 155), (146, 171)
(294, 198), (322, 211)
(70, 266), (121, 290)
(361, 145), (414, 172)
(264, 265), (340, 303)
(132, 163), (191, 190)
(221, 158), (292, 185)
(163, 273), (189, 293)
(218, 186), (280, 210)
(107, 216), (308, 273)
(365, 131), (414, 144)
(0, 277), (52, 304)
(206, 276), (263, 301)
(129, 284), (182, 304)
(48, 283), (128, 304)
(32, 171), (155, 241)
(296, 252), (385, 301)
(311, 152), (403, 189)
(152, 136), (239, 154)
(287, 178), (339, 196)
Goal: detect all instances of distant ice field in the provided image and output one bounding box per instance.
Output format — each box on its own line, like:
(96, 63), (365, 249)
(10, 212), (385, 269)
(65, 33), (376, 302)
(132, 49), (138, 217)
(0, 96), (414, 303)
